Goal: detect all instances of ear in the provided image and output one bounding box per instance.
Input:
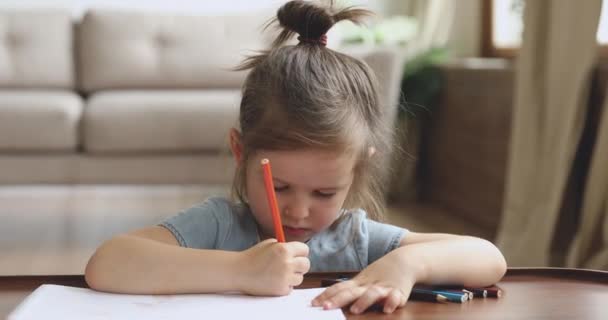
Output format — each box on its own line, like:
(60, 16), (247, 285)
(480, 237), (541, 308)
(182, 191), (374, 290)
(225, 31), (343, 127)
(229, 128), (244, 165)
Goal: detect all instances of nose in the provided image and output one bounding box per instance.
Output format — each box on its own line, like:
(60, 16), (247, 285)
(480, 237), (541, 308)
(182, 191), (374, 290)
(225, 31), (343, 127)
(283, 198), (310, 220)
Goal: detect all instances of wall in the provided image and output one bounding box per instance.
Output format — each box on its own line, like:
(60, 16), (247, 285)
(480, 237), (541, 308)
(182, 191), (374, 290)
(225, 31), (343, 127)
(0, 0), (287, 17)
(0, 0), (483, 57)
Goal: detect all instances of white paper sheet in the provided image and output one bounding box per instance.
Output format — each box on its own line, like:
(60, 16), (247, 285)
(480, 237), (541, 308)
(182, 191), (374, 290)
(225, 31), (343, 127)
(9, 284), (345, 320)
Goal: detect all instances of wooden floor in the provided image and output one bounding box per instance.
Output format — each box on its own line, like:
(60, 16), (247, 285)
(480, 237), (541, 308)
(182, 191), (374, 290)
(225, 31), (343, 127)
(0, 185), (491, 276)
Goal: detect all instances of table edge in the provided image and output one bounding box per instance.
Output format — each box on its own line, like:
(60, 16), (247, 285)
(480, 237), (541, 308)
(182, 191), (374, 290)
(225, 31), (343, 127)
(1, 267), (607, 290)
(505, 267), (608, 282)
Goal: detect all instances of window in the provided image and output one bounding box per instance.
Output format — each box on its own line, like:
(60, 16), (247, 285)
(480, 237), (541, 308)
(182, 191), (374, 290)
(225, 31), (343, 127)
(482, 0), (608, 57)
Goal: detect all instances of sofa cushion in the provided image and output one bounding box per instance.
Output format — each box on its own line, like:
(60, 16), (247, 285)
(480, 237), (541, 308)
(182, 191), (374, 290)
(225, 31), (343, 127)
(83, 90), (240, 153)
(0, 10), (74, 88)
(78, 9), (272, 92)
(0, 91), (82, 150)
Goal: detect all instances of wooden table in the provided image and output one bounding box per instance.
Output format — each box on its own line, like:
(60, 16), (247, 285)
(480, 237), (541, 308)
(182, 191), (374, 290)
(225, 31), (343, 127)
(2, 268), (607, 319)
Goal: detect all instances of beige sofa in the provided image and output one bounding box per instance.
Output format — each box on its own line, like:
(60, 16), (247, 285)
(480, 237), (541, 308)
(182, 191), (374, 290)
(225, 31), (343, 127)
(0, 8), (404, 185)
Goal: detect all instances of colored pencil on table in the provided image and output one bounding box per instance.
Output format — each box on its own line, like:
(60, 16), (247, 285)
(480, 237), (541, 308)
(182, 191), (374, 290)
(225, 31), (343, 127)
(430, 287), (473, 300)
(418, 285), (471, 302)
(261, 158), (285, 242)
(484, 285), (503, 298)
(410, 289), (448, 303)
(464, 287), (488, 298)
(462, 289), (474, 300)
(412, 288), (468, 303)
(431, 285), (491, 299)
(438, 288), (473, 299)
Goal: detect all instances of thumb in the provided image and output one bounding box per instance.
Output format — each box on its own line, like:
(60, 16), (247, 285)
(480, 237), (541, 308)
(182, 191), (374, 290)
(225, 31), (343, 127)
(258, 238), (278, 246)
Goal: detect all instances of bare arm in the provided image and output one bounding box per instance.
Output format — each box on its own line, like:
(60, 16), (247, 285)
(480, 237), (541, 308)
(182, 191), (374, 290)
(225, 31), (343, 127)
(313, 232), (507, 313)
(396, 232), (507, 287)
(84, 226), (242, 294)
(85, 226), (310, 295)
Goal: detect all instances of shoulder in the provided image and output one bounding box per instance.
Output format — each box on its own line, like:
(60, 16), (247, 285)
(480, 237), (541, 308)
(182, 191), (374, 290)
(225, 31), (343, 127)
(320, 207), (408, 248)
(160, 197), (254, 248)
(307, 209), (407, 271)
(333, 208), (407, 236)
(180, 197), (244, 221)
(340, 208), (408, 263)
(194, 196), (238, 212)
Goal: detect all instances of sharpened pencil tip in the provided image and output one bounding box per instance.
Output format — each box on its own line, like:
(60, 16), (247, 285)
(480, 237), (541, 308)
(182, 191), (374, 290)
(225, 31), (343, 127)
(261, 158), (269, 164)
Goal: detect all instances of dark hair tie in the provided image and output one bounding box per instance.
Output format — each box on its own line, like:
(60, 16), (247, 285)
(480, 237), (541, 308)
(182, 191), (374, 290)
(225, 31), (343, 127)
(297, 34), (327, 46)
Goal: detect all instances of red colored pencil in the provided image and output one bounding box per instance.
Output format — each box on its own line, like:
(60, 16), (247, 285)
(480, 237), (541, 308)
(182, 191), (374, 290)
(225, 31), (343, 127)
(484, 285), (503, 298)
(261, 159), (285, 242)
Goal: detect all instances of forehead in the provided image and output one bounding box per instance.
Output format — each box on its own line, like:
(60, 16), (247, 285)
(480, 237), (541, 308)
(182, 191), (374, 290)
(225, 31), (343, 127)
(250, 149), (356, 186)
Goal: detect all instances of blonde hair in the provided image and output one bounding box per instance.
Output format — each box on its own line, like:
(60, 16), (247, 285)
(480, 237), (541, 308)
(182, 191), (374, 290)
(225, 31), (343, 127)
(232, 0), (392, 221)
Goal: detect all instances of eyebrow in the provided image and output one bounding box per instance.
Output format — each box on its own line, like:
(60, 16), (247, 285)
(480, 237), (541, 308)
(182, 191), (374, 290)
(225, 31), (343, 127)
(273, 177), (348, 191)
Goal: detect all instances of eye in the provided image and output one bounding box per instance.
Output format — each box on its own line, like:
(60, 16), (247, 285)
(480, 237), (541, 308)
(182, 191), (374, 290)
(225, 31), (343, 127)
(314, 190), (335, 198)
(274, 185), (288, 192)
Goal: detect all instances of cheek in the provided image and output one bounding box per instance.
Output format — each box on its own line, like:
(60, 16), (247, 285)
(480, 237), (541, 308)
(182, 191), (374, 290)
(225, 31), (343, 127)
(246, 178), (273, 223)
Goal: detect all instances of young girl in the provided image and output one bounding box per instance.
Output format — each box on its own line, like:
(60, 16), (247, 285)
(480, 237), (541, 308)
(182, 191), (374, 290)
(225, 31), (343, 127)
(85, 1), (507, 314)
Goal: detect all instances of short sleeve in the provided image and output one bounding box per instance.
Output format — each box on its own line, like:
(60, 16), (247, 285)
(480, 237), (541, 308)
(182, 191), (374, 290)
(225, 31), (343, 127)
(365, 218), (408, 265)
(160, 197), (236, 249)
(307, 209), (408, 271)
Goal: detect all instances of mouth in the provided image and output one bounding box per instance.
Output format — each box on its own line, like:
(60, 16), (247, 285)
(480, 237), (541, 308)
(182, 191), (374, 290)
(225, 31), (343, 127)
(283, 226), (309, 237)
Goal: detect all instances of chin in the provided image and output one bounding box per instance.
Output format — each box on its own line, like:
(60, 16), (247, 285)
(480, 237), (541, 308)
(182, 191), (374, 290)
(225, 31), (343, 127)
(286, 234), (311, 243)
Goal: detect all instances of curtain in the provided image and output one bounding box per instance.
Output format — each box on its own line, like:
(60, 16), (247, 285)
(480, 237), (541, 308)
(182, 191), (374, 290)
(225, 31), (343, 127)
(495, 0), (603, 266)
(567, 89), (608, 269)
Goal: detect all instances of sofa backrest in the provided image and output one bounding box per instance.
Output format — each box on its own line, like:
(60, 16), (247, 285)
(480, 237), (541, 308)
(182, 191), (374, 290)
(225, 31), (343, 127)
(77, 9), (274, 92)
(0, 9), (74, 89)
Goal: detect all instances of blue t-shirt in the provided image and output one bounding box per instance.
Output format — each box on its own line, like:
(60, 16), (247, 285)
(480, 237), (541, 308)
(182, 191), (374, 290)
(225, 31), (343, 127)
(160, 197), (407, 272)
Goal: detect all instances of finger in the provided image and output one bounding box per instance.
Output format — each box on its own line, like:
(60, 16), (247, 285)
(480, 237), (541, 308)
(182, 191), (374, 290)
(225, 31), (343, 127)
(260, 238), (277, 245)
(256, 238), (277, 249)
(286, 241), (309, 257)
(290, 273), (304, 286)
(293, 257), (310, 274)
(350, 285), (390, 314)
(276, 285), (293, 296)
(321, 285), (367, 310)
(312, 280), (353, 306)
(382, 289), (404, 313)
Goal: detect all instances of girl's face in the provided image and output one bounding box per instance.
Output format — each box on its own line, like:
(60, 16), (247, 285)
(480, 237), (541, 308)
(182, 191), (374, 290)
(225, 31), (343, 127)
(245, 148), (356, 242)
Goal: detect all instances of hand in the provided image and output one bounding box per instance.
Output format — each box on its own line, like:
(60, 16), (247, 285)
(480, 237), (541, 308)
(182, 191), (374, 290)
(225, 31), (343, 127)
(237, 239), (310, 296)
(311, 249), (417, 314)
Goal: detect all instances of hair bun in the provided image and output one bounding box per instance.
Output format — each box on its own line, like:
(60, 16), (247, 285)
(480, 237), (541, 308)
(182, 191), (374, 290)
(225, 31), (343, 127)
(277, 1), (334, 40)
(269, 1), (372, 48)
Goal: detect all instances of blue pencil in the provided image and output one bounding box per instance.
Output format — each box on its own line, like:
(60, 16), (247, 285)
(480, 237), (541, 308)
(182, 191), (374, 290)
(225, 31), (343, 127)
(412, 288), (468, 303)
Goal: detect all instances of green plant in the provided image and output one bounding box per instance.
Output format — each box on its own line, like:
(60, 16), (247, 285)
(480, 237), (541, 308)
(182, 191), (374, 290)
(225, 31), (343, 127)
(388, 47), (448, 203)
(399, 47), (449, 119)
(333, 14), (447, 117)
